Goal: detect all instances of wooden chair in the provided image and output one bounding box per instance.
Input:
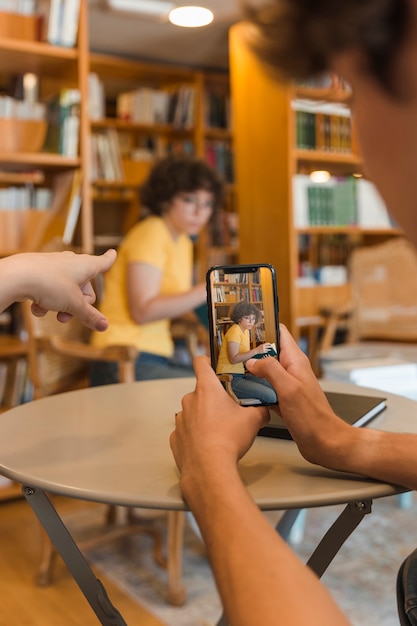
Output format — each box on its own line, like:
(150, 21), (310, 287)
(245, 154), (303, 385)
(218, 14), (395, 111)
(21, 299), (187, 606)
(319, 237), (417, 375)
(170, 314), (210, 360)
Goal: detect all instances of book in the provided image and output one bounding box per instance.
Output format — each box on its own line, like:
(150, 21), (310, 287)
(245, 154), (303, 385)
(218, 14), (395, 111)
(258, 390), (387, 440)
(62, 169), (82, 244)
(29, 169), (82, 249)
(251, 343), (278, 360)
(60, 0), (80, 48)
(356, 178), (392, 228)
(47, 0), (64, 45)
(46, 0), (80, 47)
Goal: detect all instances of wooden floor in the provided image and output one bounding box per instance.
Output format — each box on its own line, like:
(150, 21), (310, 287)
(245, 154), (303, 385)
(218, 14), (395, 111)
(0, 492), (165, 625)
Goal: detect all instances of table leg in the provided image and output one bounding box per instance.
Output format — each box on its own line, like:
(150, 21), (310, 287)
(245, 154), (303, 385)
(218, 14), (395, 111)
(276, 508), (304, 541)
(215, 501), (373, 626)
(306, 499), (372, 578)
(23, 486), (128, 626)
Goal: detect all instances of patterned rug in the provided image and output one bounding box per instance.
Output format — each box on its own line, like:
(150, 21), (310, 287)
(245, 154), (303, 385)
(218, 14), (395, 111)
(66, 495), (417, 626)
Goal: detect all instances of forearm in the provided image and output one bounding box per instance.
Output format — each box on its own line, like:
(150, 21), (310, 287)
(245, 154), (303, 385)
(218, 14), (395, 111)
(334, 427), (417, 491)
(230, 347), (263, 364)
(182, 463), (351, 626)
(130, 285), (205, 324)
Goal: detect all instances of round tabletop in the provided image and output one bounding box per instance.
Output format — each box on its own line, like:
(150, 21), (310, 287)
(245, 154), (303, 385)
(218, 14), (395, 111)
(0, 378), (414, 511)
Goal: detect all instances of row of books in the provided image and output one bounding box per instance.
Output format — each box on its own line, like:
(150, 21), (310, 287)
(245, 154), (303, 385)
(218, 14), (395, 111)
(0, 358), (32, 410)
(116, 86), (195, 129)
(0, 0), (36, 13)
(307, 178), (357, 226)
(295, 74), (351, 93)
(212, 283), (264, 304)
(117, 131), (194, 161)
(293, 100), (352, 153)
(0, 186), (52, 210)
(298, 233), (355, 267)
(210, 209), (239, 248)
(43, 88), (80, 157)
(211, 270), (250, 283)
(212, 286), (249, 303)
(205, 141), (234, 183)
(293, 175), (393, 228)
(0, 95), (45, 120)
(90, 129), (123, 182)
(46, 0), (80, 48)
(250, 287), (263, 302)
(89, 72), (232, 131)
(205, 91), (231, 129)
(90, 130), (200, 182)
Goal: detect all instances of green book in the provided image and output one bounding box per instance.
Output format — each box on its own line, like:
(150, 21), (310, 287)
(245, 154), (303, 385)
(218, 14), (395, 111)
(251, 343), (278, 360)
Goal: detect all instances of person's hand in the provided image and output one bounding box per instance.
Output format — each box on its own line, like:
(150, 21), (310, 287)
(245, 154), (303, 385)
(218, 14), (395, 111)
(256, 342), (273, 356)
(245, 324), (354, 469)
(170, 356), (269, 500)
(17, 249), (117, 331)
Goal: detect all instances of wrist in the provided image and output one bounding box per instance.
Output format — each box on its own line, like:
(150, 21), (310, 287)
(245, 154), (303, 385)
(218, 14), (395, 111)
(180, 456), (239, 509)
(2, 254), (34, 303)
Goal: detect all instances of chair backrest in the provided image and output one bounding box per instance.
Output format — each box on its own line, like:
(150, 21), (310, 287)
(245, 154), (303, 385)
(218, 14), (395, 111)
(349, 237), (417, 342)
(21, 300), (91, 399)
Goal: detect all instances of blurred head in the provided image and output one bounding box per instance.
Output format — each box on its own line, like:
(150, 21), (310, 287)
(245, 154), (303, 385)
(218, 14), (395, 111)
(243, 0), (417, 247)
(243, 0), (410, 96)
(140, 155), (224, 213)
(139, 154), (225, 237)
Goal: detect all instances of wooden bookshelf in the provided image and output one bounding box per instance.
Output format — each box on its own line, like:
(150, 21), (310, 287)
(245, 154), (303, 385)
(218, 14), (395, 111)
(229, 22), (403, 337)
(0, 1), (89, 256)
(86, 56), (237, 275)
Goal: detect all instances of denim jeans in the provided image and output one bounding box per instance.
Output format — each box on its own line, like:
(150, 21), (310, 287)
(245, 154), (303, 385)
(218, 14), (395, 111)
(90, 351), (195, 386)
(231, 373), (277, 404)
(397, 548), (417, 625)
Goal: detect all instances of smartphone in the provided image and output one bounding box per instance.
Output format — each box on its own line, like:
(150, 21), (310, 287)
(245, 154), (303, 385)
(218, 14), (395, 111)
(206, 263), (280, 407)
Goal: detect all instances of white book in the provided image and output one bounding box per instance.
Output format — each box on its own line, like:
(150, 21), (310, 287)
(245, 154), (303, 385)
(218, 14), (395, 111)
(47, 0), (64, 45)
(88, 73), (105, 120)
(292, 174), (310, 227)
(356, 178), (392, 228)
(60, 0), (80, 47)
(62, 170), (82, 244)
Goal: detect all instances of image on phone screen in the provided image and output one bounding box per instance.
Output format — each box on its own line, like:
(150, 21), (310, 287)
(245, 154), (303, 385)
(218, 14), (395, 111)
(206, 264), (280, 407)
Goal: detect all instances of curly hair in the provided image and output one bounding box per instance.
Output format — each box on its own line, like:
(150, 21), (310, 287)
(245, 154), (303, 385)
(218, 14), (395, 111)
(230, 301), (261, 324)
(139, 155), (224, 216)
(243, 0), (410, 97)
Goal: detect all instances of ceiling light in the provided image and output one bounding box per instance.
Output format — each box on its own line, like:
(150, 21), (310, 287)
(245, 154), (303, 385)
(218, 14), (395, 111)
(310, 170), (331, 183)
(107, 0), (175, 17)
(169, 6), (214, 27)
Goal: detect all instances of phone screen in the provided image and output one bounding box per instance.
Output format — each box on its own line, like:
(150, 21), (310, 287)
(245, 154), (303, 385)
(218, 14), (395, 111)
(206, 263), (280, 407)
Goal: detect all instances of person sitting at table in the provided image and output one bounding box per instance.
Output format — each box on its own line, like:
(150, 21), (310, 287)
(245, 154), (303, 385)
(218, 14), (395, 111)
(170, 1), (417, 625)
(216, 300), (277, 404)
(90, 154), (224, 383)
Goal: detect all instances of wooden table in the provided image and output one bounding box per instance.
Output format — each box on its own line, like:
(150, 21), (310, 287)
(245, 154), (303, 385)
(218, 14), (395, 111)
(0, 378), (414, 625)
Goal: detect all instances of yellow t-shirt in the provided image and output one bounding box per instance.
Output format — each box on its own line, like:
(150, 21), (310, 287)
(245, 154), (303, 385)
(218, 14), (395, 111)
(92, 216), (193, 357)
(216, 324), (249, 375)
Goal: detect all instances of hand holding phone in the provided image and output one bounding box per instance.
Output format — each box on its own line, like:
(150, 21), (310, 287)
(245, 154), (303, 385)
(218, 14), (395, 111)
(206, 263), (280, 407)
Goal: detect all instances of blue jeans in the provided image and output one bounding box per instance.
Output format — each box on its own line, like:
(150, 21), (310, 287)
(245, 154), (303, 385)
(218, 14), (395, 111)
(90, 351), (195, 385)
(231, 373), (277, 404)
(397, 548), (417, 625)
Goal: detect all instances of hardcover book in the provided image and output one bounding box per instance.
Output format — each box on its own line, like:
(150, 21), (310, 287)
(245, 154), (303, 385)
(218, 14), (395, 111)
(258, 391), (387, 440)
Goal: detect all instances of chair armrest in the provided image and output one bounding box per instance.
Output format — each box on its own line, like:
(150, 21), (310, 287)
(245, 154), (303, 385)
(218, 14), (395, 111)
(217, 373), (240, 403)
(45, 336), (139, 363)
